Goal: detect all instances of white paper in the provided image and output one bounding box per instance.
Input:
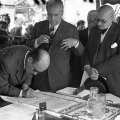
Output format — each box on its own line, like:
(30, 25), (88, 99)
(114, 115), (120, 120)
(77, 89), (90, 97)
(1, 90), (78, 112)
(0, 103), (36, 120)
(56, 87), (77, 95)
(80, 71), (89, 86)
(106, 93), (120, 104)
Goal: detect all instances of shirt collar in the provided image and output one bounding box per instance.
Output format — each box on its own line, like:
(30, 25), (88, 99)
(49, 21), (61, 33)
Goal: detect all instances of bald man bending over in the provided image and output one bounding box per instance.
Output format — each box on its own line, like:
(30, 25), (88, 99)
(0, 45), (50, 97)
(80, 5), (120, 97)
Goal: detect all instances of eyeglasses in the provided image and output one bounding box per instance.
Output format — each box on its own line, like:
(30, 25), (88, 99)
(96, 16), (113, 24)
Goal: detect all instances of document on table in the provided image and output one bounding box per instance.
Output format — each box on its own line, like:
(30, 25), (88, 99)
(0, 103), (36, 120)
(56, 87), (77, 95)
(106, 93), (120, 104)
(1, 90), (79, 112)
(56, 87), (90, 98)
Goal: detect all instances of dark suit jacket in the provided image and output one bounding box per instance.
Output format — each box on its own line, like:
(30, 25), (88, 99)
(79, 28), (88, 47)
(0, 45), (32, 97)
(82, 22), (120, 97)
(70, 28), (89, 87)
(30, 19), (84, 91)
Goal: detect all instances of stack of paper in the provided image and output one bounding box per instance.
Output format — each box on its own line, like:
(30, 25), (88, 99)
(56, 87), (77, 95)
(56, 87), (90, 98)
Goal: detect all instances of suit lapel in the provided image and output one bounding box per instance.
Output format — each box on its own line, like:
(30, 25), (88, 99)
(99, 23), (115, 52)
(93, 23), (116, 66)
(49, 20), (64, 50)
(40, 20), (49, 35)
(89, 29), (101, 66)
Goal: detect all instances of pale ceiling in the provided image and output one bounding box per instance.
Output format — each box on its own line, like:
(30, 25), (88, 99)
(0, 0), (35, 6)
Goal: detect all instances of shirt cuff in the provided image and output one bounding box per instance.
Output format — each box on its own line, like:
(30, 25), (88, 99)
(74, 40), (79, 48)
(19, 90), (23, 97)
(84, 65), (91, 70)
(34, 38), (39, 48)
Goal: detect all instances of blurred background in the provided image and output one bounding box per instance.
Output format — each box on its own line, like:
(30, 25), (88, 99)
(0, 0), (120, 33)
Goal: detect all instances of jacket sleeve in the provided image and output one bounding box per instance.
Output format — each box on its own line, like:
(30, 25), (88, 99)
(71, 27), (84, 56)
(22, 73), (33, 86)
(0, 60), (21, 97)
(25, 23), (38, 48)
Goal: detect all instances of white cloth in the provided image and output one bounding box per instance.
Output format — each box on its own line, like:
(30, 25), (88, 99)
(80, 71), (89, 87)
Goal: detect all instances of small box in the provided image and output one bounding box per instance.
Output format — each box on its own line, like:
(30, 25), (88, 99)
(39, 102), (47, 111)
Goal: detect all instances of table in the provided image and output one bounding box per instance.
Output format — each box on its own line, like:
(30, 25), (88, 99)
(0, 90), (120, 120)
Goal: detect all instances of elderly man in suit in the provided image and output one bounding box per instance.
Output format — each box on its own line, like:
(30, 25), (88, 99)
(79, 10), (98, 47)
(79, 5), (120, 97)
(71, 10), (98, 87)
(0, 45), (50, 97)
(29, 0), (84, 91)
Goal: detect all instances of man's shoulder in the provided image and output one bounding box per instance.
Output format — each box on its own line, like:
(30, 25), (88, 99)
(61, 20), (77, 29)
(79, 28), (88, 34)
(111, 22), (120, 31)
(0, 45), (31, 55)
(34, 20), (48, 26)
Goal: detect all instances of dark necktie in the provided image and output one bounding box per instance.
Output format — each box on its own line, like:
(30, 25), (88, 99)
(100, 28), (108, 34)
(49, 27), (54, 38)
(49, 27), (54, 47)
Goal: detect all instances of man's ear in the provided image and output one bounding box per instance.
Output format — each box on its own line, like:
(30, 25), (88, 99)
(27, 57), (33, 63)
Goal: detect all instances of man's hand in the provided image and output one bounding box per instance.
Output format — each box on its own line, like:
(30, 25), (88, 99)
(22, 83), (29, 90)
(37, 35), (50, 45)
(85, 66), (99, 80)
(22, 88), (35, 98)
(73, 85), (85, 95)
(60, 38), (79, 50)
(90, 68), (99, 80)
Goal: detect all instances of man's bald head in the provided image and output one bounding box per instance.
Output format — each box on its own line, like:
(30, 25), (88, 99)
(87, 10), (98, 30)
(34, 49), (50, 72)
(98, 5), (114, 19)
(26, 49), (50, 75)
(97, 5), (114, 30)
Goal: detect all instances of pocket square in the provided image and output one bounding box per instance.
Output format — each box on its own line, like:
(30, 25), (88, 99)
(111, 42), (118, 48)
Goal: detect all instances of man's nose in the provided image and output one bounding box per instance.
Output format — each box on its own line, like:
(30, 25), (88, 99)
(51, 15), (56, 21)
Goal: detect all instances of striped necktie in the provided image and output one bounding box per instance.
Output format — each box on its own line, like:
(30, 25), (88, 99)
(49, 27), (54, 38)
(49, 27), (54, 47)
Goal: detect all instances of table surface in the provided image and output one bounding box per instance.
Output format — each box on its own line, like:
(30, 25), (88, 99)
(0, 91), (120, 120)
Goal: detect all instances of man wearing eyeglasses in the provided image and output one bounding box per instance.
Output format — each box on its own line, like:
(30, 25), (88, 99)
(80, 5), (120, 97)
(0, 45), (50, 97)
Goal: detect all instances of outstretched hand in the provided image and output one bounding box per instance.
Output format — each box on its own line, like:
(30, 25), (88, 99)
(73, 85), (85, 95)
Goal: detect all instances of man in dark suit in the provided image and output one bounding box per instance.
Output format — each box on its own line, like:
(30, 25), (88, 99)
(80, 5), (120, 97)
(29, 0), (84, 91)
(71, 10), (98, 87)
(79, 10), (98, 46)
(0, 45), (50, 97)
